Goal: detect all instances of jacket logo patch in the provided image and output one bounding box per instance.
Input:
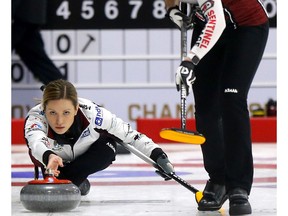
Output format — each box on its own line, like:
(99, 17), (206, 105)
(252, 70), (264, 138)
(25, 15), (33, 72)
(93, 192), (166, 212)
(106, 142), (116, 153)
(224, 88), (238, 93)
(95, 106), (103, 126)
(30, 123), (42, 129)
(95, 117), (103, 126)
(81, 128), (90, 138)
(201, 0), (214, 14)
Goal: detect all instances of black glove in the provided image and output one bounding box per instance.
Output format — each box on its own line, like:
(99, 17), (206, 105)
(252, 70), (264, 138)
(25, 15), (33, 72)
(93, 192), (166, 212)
(191, 5), (207, 28)
(156, 153), (175, 181)
(175, 60), (196, 96)
(166, 6), (193, 30)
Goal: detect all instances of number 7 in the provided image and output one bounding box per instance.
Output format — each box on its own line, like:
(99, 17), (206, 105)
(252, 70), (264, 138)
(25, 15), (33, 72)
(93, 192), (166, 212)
(129, 0), (143, 19)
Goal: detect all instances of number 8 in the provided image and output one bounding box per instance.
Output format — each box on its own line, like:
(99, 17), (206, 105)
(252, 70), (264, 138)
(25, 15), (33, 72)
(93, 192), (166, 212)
(153, 0), (166, 19)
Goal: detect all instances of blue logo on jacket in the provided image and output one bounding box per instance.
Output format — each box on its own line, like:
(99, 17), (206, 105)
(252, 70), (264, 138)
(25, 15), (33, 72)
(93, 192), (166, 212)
(95, 106), (103, 126)
(95, 117), (103, 126)
(81, 128), (90, 138)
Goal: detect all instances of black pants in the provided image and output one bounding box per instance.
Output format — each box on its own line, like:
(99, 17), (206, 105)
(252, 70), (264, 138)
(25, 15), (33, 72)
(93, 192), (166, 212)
(12, 21), (65, 85)
(191, 23), (269, 194)
(57, 137), (117, 186)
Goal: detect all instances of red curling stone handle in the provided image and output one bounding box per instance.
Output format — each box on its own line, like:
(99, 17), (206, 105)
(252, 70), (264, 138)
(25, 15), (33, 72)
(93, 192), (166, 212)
(28, 176), (72, 184)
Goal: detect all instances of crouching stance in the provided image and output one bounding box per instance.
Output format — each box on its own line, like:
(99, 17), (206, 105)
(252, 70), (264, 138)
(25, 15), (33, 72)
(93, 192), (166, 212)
(24, 79), (174, 195)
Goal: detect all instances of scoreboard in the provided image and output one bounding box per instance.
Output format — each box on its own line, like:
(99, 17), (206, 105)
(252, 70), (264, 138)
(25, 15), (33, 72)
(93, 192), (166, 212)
(43, 0), (277, 30)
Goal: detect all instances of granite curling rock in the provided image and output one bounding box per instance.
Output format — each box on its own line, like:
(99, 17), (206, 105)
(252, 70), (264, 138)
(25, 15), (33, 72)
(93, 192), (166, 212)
(20, 169), (81, 212)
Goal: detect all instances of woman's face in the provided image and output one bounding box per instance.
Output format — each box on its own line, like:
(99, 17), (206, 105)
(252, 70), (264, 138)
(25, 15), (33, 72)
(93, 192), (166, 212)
(45, 99), (78, 134)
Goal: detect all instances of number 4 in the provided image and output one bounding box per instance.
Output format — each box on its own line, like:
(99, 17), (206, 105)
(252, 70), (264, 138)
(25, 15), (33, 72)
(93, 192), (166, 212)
(56, 1), (71, 20)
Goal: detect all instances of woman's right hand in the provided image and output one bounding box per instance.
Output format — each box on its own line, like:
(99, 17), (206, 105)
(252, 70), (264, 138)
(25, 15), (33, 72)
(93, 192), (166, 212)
(47, 154), (64, 177)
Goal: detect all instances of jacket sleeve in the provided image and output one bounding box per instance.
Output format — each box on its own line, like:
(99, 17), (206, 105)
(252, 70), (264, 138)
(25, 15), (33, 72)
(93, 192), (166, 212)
(188, 0), (226, 60)
(92, 105), (164, 158)
(24, 105), (52, 166)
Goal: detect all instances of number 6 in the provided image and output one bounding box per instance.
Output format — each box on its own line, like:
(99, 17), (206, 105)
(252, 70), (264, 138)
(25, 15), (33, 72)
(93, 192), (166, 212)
(105, 0), (119, 20)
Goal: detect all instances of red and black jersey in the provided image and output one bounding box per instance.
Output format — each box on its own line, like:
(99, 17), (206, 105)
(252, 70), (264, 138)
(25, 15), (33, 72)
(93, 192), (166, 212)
(222, 0), (268, 26)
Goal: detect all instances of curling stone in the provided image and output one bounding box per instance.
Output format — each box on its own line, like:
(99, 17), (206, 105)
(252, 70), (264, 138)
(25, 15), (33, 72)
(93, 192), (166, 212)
(20, 170), (81, 212)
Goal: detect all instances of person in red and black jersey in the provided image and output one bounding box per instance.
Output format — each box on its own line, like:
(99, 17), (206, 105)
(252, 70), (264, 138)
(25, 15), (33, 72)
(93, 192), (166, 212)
(165, 0), (269, 215)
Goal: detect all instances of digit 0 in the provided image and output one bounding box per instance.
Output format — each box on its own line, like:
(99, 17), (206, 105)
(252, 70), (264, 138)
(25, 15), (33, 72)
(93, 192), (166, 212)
(11, 63), (24, 83)
(56, 34), (71, 53)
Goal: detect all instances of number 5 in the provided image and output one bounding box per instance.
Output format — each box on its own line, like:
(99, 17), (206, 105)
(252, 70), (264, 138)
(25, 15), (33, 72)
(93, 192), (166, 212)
(81, 0), (95, 20)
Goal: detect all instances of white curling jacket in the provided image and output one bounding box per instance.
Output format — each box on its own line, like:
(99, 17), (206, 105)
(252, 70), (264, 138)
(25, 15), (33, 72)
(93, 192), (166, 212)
(25, 97), (161, 166)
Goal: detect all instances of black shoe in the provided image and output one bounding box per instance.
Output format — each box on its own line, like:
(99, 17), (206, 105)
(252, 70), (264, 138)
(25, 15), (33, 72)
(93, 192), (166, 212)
(198, 180), (228, 211)
(229, 188), (252, 215)
(78, 179), (91, 196)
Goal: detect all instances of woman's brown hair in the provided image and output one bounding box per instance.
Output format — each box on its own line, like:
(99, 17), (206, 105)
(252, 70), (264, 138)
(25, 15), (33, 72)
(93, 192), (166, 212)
(42, 79), (78, 111)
